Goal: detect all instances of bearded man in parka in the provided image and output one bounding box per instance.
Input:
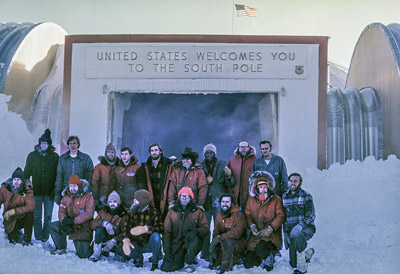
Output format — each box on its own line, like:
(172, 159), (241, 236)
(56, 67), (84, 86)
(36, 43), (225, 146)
(50, 174), (94, 258)
(209, 193), (247, 274)
(0, 167), (35, 245)
(161, 187), (209, 273)
(244, 171), (285, 272)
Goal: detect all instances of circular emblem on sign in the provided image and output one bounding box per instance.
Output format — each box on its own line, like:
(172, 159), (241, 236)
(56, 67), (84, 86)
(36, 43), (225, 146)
(295, 65), (304, 75)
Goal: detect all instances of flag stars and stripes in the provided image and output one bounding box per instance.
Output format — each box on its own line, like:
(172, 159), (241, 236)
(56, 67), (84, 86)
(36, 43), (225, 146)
(235, 4), (258, 17)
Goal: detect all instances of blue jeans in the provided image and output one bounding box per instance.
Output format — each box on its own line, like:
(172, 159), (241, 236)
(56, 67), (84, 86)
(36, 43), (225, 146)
(34, 195), (54, 241)
(117, 233), (161, 264)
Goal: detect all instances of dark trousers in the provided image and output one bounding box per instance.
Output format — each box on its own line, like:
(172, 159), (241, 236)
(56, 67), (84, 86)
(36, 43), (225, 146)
(94, 227), (110, 244)
(116, 233), (162, 264)
(161, 235), (203, 272)
(50, 221), (92, 258)
(244, 240), (276, 269)
(34, 195), (54, 241)
(215, 238), (245, 271)
(289, 226), (314, 268)
(8, 212), (34, 243)
(201, 206), (218, 258)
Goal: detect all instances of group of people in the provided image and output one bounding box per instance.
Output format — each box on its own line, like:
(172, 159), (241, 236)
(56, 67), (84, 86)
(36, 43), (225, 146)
(0, 129), (316, 274)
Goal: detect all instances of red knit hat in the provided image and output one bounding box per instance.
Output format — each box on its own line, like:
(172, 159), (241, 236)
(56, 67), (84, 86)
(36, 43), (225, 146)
(178, 186), (194, 199)
(256, 177), (269, 188)
(69, 174), (81, 186)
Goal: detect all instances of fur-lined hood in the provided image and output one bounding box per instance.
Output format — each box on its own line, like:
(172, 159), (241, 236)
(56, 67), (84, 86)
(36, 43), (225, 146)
(1, 178), (33, 194)
(233, 145), (257, 157)
(248, 170), (275, 197)
(61, 178), (90, 197)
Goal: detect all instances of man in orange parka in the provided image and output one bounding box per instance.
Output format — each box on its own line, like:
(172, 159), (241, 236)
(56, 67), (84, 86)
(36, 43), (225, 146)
(0, 167), (35, 245)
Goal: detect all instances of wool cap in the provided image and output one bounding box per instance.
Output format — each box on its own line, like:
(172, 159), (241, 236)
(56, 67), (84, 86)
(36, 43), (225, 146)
(178, 186), (194, 199)
(105, 143), (116, 154)
(134, 189), (151, 206)
(108, 191), (121, 205)
(69, 174), (81, 186)
(256, 177), (269, 188)
(39, 129), (52, 145)
(203, 143), (217, 156)
(12, 167), (25, 181)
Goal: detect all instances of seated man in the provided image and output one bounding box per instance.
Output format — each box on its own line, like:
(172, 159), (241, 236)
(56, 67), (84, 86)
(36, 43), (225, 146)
(244, 172), (285, 271)
(50, 174), (94, 258)
(120, 189), (163, 271)
(0, 167), (35, 245)
(90, 191), (128, 262)
(209, 193), (246, 274)
(161, 187), (209, 273)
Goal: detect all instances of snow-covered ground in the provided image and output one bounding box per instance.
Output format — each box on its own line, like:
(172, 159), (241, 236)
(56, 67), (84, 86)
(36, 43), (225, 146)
(1, 93), (399, 273)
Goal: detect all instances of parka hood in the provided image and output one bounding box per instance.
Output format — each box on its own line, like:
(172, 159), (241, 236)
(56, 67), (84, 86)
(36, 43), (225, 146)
(61, 178), (90, 197)
(248, 170), (276, 197)
(233, 145), (257, 157)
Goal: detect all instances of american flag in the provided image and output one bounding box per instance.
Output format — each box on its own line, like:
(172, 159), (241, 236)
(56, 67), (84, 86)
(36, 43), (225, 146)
(235, 4), (257, 17)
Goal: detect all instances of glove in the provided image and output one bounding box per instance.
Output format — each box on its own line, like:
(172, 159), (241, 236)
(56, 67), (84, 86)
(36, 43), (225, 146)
(122, 238), (134, 256)
(209, 236), (220, 263)
(185, 229), (199, 242)
(4, 209), (16, 221)
(249, 225), (260, 236)
(290, 223), (303, 238)
(224, 166), (232, 178)
(102, 220), (116, 235)
(206, 176), (213, 184)
(259, 226), (274, 238)
(62, 217), (74, 226)
(103, 238), (117, 252)
(284, 232), (291, 250)
(55, 193), (61, 205)
(130, 225), (149, 236)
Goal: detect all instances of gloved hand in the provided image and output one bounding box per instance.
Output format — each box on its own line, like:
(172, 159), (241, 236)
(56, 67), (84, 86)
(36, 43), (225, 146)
(103, 238), (117, 252)
(4, 209), (16, 221)
(259, 226), (274, 238)
(224, 166), (232, 178)
(62, 217), (74, 226)
(185, 228), (199, 242)
(122, 238), (134, 256)
(130, 225), (149, 236)
(206, 176), (214, 184)
(54, 193), (61, 205)
(102, 220), (116, 235)
(209, 236), (221, 263)
(249, 225), (260, 236)
(284, 232), (291, 250)
(290, 223), (303, 238)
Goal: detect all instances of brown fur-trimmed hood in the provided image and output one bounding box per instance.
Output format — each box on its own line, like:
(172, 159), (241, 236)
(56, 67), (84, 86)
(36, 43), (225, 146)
(248, 170), (275, 197)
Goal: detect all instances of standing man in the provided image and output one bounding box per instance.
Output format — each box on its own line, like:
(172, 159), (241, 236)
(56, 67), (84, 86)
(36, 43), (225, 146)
(114, 147), (143, 208)
(54, 136), (94, 205)
(24, 129), (59, 242)
(168, 147), (207, 207)
(244, 172), (285, 271)
(200, 143), (234, 260)
(92, 143), (119, 210)
(209, 193), (247, 274)
(161, 187), (209, 273)
(253, 140), (288, 197)
(120, 189), (163, 271)
(0, 168), (35, 245)
(50, 174), (94, 258)
(282, 173), (316, 274)
(136, 143), (173, 219)
(227, 140), (256, 209)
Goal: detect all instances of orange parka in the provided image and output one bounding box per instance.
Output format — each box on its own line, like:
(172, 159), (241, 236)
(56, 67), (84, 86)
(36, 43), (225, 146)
(92, 157), (118, 208)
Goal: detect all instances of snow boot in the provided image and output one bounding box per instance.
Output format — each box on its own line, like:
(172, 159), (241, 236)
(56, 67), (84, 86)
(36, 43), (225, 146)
(305, 248), (315, 263)
(151, 263), (159, 271)
(50, 248), (67, 255)
(262, 253), (275, 272)
(89, 243), (102, 262)
(295, 251), (307, 273)
(184, 264), (195, 273)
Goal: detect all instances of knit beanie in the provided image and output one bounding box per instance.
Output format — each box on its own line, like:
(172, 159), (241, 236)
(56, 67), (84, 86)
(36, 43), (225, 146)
(69, 174), (81, 186)
(203, 143), (217, 156)
(12, 167), (25, 181)
(105, 143), (116, 156)
(178, 186), (194, 199)
(134, 189), (151, 206)
(39, 129), (52, 145)
(256, 177), (269, 188)
(108, 191), (121, 205)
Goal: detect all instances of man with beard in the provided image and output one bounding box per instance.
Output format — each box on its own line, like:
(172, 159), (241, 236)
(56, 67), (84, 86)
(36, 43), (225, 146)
(55, 136), (94, 205)
(92, 143), (119, 210)
(209, 193), (246, 274)
(136, 143), (173, 219)
(244, 171), (285, 271)
(282, 173), (316, 274)
(114, 147), (144, 209)
(89, 191), (128, 262)
(168, 147), (207, 207)
(120, 189), (163, 271)
(227, 140), (256, 209)
(0, 167), (35, 245)
(253, 140), (288, 198)
(24, 129), (59, 243)
(161, 187), (209, 273)
(50, 174), (94, 258)
(200, 143), (234, 260)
